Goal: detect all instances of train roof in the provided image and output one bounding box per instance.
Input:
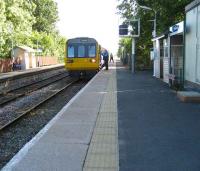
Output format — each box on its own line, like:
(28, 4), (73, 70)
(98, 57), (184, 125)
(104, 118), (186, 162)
(67, 37), (97, 44)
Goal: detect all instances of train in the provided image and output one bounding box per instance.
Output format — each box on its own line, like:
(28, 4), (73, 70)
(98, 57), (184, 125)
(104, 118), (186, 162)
(65, 37), (101, 77)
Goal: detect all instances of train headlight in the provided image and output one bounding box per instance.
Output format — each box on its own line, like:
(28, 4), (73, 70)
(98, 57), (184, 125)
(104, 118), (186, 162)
(67, 59), (73, 63)
(91, 59), (96, 63)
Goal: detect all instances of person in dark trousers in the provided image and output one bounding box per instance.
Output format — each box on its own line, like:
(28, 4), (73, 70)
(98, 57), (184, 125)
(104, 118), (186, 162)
(101, 49), (109, 70)
(109, 53), (114, 63)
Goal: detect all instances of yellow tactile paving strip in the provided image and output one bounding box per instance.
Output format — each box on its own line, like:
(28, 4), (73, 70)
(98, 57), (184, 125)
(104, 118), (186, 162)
(83, 66), (119, 171)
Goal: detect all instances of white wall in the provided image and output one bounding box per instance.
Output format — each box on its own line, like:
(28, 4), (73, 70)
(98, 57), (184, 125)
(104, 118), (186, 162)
(31, 53), (37, 68)
(153, 39), (160, 78)
(185, 6), (200, 84)
(24, 52), (30, 69)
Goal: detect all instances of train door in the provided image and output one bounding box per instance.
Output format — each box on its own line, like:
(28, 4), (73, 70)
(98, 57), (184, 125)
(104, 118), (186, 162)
(196, 6), (200, 83)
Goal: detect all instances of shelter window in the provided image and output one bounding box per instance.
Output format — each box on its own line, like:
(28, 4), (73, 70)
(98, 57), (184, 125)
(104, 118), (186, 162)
(88, 45), (96, 57)
(68, 45), (75, 58)
(78, 45), (85, 57)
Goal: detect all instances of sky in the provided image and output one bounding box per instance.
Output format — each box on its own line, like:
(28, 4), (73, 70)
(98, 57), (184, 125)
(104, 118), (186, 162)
(55, 0), (119, 55)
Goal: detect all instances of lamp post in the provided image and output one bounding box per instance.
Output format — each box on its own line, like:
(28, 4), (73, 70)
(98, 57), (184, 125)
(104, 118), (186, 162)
(8, 24), (14, 58)
(139, 5), (157, 37)
(0, 27), (2, 56)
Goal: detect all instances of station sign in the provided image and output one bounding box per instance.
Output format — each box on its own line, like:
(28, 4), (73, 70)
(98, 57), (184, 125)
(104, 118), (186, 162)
(130, 20), (140, 37)
(119, 24), (128, 36)
(169, 21), (184, 36)
(119, 19), (140, 38)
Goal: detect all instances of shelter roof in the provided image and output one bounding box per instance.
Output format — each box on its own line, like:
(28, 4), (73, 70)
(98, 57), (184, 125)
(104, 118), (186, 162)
(15, 46), (35, 53)
(185, 0), (200, 12)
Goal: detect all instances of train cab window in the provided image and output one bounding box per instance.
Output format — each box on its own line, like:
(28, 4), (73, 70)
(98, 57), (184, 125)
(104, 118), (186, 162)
(68, 45), (75, 58)
(78, 45), (85, 57)
(88, 45), (96, 57)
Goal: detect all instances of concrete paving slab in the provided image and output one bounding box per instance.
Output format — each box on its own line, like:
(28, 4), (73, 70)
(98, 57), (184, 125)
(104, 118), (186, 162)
(88, 143), (117, 154)
(84, 76), (110, 92)
(93, 127), (117, 135)
(84, 153), (118, 168)
(91, 132), (117, 144)
(59, 107), (99, 123)
(70, 93), (103, 109)
(40, 122), (94, 144)
(177, 91), (200, 103)
(86, 84), (108, 92)
(10, 142), (88, 171)
(95, 121), (117, 128)
(83, 168), (117, 171)
(100, 107), (117, 113)
(97, 113), (117, 122)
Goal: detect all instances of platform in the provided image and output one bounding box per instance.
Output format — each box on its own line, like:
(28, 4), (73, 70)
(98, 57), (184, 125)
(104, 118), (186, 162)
(2, 62), (119, 171)
(2, 60), (200, 171)
(0, 64), (64, 81)
(177, 91), (200, 103)
(0, 64), (64, 94)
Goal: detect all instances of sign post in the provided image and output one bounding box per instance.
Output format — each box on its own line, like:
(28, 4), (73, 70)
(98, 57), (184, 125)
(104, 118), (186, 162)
(131, 38), (135, 73)
(119, 19), (140, 73)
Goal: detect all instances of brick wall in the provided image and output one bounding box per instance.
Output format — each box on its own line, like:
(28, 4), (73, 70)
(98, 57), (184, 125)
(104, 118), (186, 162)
(36, 56), (59, 66)
(0, 59), (12, 73)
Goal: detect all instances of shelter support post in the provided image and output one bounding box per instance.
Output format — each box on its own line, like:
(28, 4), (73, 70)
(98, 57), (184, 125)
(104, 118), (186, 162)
(131, 38), (135, 73)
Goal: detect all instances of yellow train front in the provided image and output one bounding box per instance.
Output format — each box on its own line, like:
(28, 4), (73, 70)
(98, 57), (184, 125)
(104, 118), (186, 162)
(65, 37), (101, 77)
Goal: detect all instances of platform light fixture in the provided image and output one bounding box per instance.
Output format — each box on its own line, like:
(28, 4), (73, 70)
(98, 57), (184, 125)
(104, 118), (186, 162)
(139, 5), (157, 37)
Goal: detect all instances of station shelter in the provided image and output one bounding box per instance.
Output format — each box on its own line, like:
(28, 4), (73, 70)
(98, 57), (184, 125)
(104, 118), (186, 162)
(13, 46), (36, 70)
(151, 33), (169, 83)
(168, 21), (184, 89)
(185, 0), (200, 88)
(151, 21), (184, 88)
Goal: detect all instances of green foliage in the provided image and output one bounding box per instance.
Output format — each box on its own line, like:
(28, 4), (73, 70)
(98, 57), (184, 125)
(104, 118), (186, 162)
(117, 0), (193, 69)
(117, 38), (132, 65)
(32, 0), (58, 33)
(0, 0), (35, 58)
(0, 0), (65, 61)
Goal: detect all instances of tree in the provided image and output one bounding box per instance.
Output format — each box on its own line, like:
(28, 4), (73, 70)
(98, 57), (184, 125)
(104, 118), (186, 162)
(117, 0), (193, 69)
(32, 0), (58, 33)
(0, 1), (6, 57)
(0, 0), (65, 61)
(0, 0), (35, 58)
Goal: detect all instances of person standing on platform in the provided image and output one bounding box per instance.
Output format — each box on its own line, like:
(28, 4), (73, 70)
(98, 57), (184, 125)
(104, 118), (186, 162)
(101, 49), (109, 70)
(109, 53), (114, 63)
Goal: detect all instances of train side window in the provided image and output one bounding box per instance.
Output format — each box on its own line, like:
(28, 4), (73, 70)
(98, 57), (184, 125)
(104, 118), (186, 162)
(88, 45), (96, 57)
(78, 45), (85, 57)
(68, 45), (75, 58)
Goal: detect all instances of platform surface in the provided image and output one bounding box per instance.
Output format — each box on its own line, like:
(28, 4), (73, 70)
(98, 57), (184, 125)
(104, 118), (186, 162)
(2, 60), (200, 171)
(177, 91), (200, 102)
(0, 64), (64, 81)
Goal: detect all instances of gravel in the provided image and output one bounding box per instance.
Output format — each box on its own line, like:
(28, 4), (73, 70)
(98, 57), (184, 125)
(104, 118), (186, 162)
(0, 76), (74, 129)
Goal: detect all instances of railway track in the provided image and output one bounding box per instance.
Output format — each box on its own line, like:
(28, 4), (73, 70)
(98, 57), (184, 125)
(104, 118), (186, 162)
(0, 77), (79, 131)
(0, 72), (69, 106)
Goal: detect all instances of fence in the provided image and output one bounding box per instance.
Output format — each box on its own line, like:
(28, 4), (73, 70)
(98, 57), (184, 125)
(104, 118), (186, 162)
(0, 59), (12, 73)
(36, 56), (59, 67)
